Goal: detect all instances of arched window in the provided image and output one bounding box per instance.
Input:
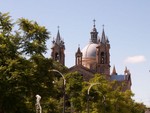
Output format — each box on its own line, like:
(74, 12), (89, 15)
(101, 52), (105, 64)
(55, 53), (59, 61)
(77, 56), (82, 65)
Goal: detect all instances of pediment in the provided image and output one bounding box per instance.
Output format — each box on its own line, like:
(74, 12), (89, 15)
(68, 65), (95, 81)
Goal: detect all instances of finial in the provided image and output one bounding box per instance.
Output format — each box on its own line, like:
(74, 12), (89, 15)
(124, 66), (128, 75)
(125, 66), (128, 70)
(93, 19), (96, 27)
(78, 44), (80, 48)
(57, 26), (60, 30)
(102, 24), (104, 29)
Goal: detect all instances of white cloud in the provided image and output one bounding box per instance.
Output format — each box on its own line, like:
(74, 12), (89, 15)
(124, 55), (146, 64)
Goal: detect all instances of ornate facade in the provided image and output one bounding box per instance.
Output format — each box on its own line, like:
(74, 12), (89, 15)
(51, 21), (132, 90)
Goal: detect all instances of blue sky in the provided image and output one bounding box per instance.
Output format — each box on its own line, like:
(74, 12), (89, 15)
(1, 0), (150, 106)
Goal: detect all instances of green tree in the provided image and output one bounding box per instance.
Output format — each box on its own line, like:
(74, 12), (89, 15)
(0, 12), (55, 113)
(0, 12), (12, 35)
(0, 12), (31, 113)
(18, 18), (49, 56)
(65, 72), (84, 112)
(84, 74), (146, 113)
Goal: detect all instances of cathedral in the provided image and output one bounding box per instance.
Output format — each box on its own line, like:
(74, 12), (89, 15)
(51, 20), (132, 90)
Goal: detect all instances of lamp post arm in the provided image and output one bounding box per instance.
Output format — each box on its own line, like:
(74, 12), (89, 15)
(50, 69), (66, 113)
(87, 83), (101, 113)
(51, 69), (66, 85)
(88, 83), (101, 95)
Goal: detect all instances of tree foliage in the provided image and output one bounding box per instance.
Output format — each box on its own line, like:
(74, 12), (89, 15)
(18, 18), (49, 55)
(0, 12), (52, 113)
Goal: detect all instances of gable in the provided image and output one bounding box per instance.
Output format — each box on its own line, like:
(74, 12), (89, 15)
(68, 65), (95, 81)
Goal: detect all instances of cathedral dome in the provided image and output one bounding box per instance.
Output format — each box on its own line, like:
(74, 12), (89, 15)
(81, 43), (98, 58)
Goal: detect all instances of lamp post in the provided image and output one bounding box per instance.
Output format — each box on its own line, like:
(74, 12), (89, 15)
(87, 83), (102, 113)
(50, 69), (66, 113)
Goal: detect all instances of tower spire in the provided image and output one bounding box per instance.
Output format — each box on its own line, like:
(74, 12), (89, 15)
(51, 26), (65, 65)
(77, 44), (81, 53)
(56, 26), (61, 44)
(101, 24), (106, 44)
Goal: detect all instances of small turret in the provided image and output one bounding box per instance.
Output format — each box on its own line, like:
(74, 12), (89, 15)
(111, 65), (117, 75)
(124, 66), (128, 75)
(90, 19), (98, 43)
(75, 45), (82, 66)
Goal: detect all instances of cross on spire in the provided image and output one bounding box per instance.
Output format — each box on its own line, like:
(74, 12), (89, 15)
(102, 24), (104, 29)
(93, 19), (96, 27)
(78, 44), (80, 48)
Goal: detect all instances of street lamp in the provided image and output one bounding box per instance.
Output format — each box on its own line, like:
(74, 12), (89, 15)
(87, 83), (103, 113)
(50, 69), (66, 113)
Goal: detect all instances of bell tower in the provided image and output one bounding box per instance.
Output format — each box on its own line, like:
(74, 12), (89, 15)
(96, 26), (110, 75)
(51, 27), (65, 65)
